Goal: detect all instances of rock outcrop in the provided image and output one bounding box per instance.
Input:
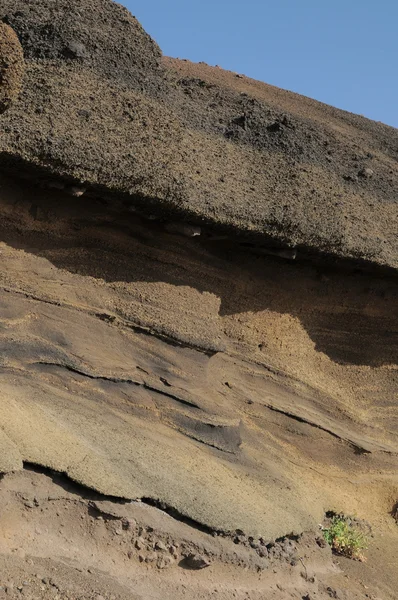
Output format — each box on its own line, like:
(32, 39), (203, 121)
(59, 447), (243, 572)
(0, 2), (397, 599)
(0, 21), (24, 113)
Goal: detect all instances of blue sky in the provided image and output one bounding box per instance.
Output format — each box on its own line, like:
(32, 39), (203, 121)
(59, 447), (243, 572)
(122, 0), (397, 129)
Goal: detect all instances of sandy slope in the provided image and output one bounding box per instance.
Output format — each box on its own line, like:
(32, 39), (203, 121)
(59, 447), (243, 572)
(0, 467), (396, 600)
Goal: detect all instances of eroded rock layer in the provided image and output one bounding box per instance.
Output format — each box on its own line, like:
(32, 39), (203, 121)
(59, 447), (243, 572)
(0, 2), (397, 599)
(0, 174), (396, 541)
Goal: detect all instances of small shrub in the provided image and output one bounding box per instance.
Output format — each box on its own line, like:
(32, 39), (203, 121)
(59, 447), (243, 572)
(322, 516), (368, 561)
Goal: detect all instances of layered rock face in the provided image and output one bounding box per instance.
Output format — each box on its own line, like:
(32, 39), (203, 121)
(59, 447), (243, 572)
(0, 2), (397, 599)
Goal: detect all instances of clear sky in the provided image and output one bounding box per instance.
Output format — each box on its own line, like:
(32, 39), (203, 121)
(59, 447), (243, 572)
(122, 0), (397, 129)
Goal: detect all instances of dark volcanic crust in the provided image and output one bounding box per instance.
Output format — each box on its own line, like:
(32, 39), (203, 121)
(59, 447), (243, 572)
(0, 0), (397, 269)
(0, 0), (165, 95)
(164, 58), (398, 269)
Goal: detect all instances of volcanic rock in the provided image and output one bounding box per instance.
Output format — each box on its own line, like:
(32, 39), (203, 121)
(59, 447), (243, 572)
(0, 0), (396, 269)
(0, 21), (24, 114)
(0, 2), (396, 599)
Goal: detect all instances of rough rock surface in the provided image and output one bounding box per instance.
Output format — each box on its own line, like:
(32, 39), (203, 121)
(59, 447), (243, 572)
(0, 1), (397, 600)
(0, 21), (24, 113)
(1, 0), (164, 92)
(0, 0), (397, 269)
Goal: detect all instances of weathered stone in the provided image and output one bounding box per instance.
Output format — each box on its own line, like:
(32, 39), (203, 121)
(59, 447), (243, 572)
(183, 553), (211, 570)
(0, 22), (24, 114)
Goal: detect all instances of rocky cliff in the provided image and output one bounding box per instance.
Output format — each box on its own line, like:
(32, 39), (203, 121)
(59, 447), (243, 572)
(0, 2), (396, 600)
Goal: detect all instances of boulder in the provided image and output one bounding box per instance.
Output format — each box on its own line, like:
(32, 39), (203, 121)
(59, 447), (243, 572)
(0, 21), (24, 114)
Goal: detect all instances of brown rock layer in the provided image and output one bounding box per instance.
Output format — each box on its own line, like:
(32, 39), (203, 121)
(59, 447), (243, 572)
(0, 21), (24, 114)
(0, 3), (396, 599)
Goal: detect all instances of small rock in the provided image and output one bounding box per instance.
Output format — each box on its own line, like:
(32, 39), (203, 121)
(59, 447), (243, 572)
(64, 40), (88, 59)
(259, 537), (268, 546)
(326, 588), (343, 599)
(169, 545), (179, 558)
(145, 551), (158, 563)
(24, 501), (34, 509)
(123, 518), (136, 531)
(359, 167), (374, 178)
(157, 555), (174, 569)
(234, 534), (246, 544)
(155, 540), (167, 551)
(78, 109), (91, 119)
(69, 186), (86, 197)
(95, 595), (105, 600)
(257, 547), (268, 558)
(135, 537), (146, 550)
(49, 578), (60, 590)
(47, 494), (60, 501)
(182, 553), (211, 570)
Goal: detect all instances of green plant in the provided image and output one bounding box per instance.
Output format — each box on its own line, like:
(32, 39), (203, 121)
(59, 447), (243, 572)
(322, 516), (368, 561)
